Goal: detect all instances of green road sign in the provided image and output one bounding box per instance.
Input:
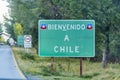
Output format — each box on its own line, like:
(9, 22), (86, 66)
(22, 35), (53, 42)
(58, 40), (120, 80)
(17, 35), (24, 46)
(38, 20), (95, 57)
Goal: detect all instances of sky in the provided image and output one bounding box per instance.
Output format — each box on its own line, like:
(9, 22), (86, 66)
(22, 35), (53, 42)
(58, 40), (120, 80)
(0, 0), (9, 41)
(0, 0), (9, 23)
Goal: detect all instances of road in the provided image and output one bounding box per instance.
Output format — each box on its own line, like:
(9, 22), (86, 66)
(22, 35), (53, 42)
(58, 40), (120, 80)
(0, 45), (26, 80)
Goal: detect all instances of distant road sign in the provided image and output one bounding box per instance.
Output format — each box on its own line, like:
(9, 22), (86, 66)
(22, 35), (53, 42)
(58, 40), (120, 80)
(17, 35), (24, 46)
(38, 20), (95, 57)
(24, 35), (32, 48)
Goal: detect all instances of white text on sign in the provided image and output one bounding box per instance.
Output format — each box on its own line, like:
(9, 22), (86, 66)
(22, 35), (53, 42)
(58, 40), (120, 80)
(54, 46), (80, 53)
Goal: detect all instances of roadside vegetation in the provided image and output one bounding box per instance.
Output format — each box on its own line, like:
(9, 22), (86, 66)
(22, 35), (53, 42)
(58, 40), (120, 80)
(12, 47), (120, 80)
(5, 0), (120, 69)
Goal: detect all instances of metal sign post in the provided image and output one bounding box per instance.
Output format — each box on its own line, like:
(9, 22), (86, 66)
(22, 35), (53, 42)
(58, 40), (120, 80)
(80, 58), (82, 76)
(25, 48), (29, 53)
(51, 57), (54, 73)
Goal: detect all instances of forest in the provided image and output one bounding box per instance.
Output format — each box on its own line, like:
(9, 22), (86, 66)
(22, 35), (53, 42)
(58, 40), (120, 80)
(4, 0), (120, 67)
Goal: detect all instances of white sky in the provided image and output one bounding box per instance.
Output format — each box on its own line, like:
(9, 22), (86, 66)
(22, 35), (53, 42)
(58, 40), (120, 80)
(0, 0), (9, 41)
(0, 0), (9, 23)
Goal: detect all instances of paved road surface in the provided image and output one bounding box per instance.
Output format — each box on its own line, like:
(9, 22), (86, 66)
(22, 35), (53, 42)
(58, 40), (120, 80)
(0, 45), (26, 80)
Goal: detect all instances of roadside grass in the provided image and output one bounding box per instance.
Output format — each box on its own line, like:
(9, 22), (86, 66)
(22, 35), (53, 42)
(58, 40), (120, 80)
(12, 47), (120, 80)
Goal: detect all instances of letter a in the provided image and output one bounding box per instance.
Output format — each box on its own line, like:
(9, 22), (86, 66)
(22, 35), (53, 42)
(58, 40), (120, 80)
(64, 35), (69, 42)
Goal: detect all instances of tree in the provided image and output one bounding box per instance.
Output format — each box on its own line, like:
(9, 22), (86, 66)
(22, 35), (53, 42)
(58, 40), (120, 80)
(99, 0), (120, 68)
(0, 23), (2, 33)
(0, 23), (4, 42)
(4, 17), (16, 40)
(5, 0), (120, 65)
(13, 22), (23, 40)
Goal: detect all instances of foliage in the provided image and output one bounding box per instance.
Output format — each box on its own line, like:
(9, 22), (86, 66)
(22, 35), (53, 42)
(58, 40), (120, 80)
(13, 22), (23, 40)
(4, 18), (16, 40)
(0, 23), (4, 42)
(13, 47), (120, 80)
(0, 36), (4, 42)
(0, 23), (3, 33)
(5, 0), (120, 63)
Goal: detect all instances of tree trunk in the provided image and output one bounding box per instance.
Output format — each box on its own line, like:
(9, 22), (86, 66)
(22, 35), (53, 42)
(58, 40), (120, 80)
(102, 49), (107, 68)
(102, 26), (110, 68)
(102, 44), (109, 68)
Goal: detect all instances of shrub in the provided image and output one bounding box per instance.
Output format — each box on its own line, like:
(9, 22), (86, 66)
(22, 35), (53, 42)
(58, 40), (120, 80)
(21, 52), (35, 60)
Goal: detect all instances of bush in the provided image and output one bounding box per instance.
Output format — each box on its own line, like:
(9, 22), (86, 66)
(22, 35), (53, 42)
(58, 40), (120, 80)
(41, 66), (51, 76)
(20, 52), (35, 60)
(41, 66), (61, 76)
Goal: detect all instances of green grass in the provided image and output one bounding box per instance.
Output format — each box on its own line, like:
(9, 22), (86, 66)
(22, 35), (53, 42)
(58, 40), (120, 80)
(12, 47), (120, 80)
